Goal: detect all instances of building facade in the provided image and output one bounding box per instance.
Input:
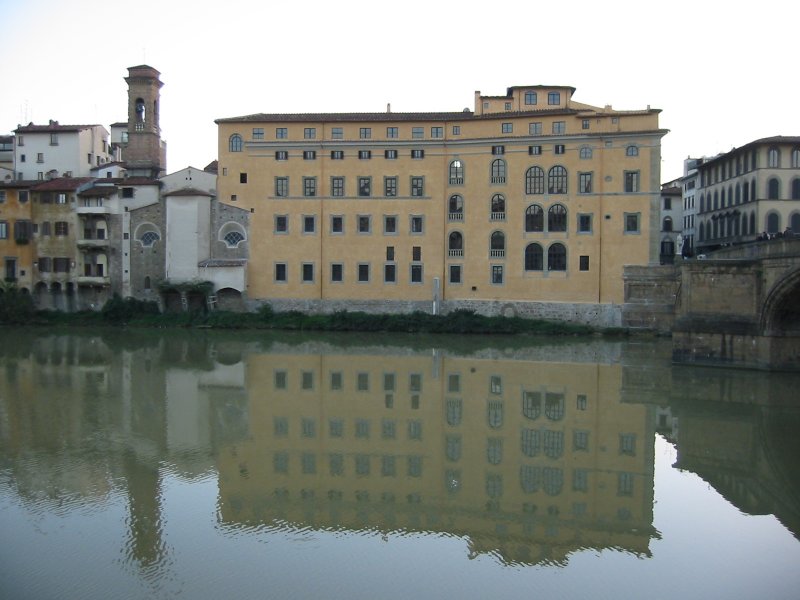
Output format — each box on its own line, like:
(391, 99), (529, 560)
(695, 137), (800, 253)
(216, 85), (666, 326)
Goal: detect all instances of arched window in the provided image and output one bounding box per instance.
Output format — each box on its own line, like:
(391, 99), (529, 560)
(525, 166), (545, 194)
(713, 190), (719, 210)
(792, 178), (800, 200)
(545, 394), (564, 420)
(525, 204), (544, 232)
(728, 185), (733, 206)
(491, 194), (505, 219)
(229, 134), (243, 152)
(448, 194), (464, 220)
(449, 160), (464, 184)
(548, 204), (567, 232)
(140, 231), (160, 247)
(743, 181), (750, 202)
(751, 180), (756, 201)
(768, 147), (780, 168)
(448, 231), (463, 257)
(135, 98), (145, 124)
(522, 392), (541, 419)
(520, 465), (540, 491)
(487, 400), (503, 428)
(487, 438), (503, 465)
(626, 145), (639, 156)
(791, 212), (800, 232)
(713, 219), (719, 239)
(491, 159), (506, 183)
(524, 243), (544, 271)
(705, 221), (712, 241)
(579, 146), (592, 159)
(663, 217), (673, 232)
(767, 177), (780, 199)
(490, 231), (505, 257)
(792, 148), (800, 168)
(224, 231), (245, 247)
(144, 276), (151, 290)
(548, 166), (567, 194)
(698, 222), (705, 242)
(749, 212), (756, 234)
(542, 467), (563, 495)
(735, 183), (741, 204)
(720, 188), (726, 207)
(547, 243), (566, 271)
(766, 212), (781, 234)
(741, 214), (748, 236)
(699, 194), (705, 213)
(543, 431), (564, 459)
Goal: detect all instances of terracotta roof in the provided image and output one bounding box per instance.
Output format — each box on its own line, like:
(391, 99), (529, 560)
(90, 161), (126, 171)
(198, 259), (247, 268)
(215, 108), (582, 124)
(31, 177), (94, 191)
(204, 160), (218, 173)
(15, 121), (104, 134)
(164, 187), (215, 198)
(121, 177), (160, 186)
(79, 186), (116, 198)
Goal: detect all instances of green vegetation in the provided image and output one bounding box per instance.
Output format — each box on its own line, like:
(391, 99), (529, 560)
(1, 291), (614, 336)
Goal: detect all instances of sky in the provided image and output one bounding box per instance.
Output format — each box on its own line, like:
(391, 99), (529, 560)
(1, 0), (797, 181)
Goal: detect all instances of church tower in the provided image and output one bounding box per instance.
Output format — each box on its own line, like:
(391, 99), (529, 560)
(123, 65), (166, 177)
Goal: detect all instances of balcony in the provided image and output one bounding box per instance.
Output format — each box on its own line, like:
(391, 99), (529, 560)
(448, 249), (464, 258)
(77, 237), (109, 249)
(77, 275), (110, 287)
(490, 249), (506, 258)
(77, 205), (110, 215)
(448, 212), (464, 222)
(490, 212), (506, 222)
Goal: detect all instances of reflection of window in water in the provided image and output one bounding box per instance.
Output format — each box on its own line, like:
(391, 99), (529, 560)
(576, 394), (588, 410)
(446, 469), (461, 493)
(573, 468), (589, 492)
(382, 419), (396, 439)
(618, 472), (635, 496)
(574, 430), (590, 451)
(329, 454), (343, 476)
(545, 392), (565, 420)
(408, 420), (422, 440)
(487, 400), (503, 428)
(355, 419), (370, 439)
(274, 370), (287, 390)
(330, 371), (342, 390)
(523, 390), (541, 419)
(273, 452), (288, 474)
(383, 373), (395, 391)
(356, 455), (370, 476)
(486, 474), (503, 498)
(447, 373), (460, 393)
(411, 395), (420, 410)
(407, 456), (422, 477)
(620, 433), (637, 456)
(446, 398), (462, 426)
(329, 418), (343, 437)
(490, 375), (503, 395)
(357, 372), (369, 391)
(544, 430), (564, 459)
(521, 429), (540, 457)
(543, 468), (563, 496)
(409, 373), (422, 392)
(301, 370), (314, 390)
(382, 456), (395, 477)
(487, 438), (503, 464)
(302, 418), (316, 438)
(274, 417), (288, 437)
(302, 453), (316, 474)
(384, 394), (394, 408)
(446, 435), (461, 461)
(520, 465), (540, 493)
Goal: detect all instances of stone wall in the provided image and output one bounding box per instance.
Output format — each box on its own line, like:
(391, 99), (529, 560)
(622, 265), (680, 332)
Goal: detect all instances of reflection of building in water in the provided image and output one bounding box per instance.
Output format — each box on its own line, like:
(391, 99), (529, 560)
(217, 347), (658, 565)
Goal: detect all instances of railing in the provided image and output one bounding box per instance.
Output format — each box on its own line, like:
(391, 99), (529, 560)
(490, 212), (506, 221)
(491, 176), (506, 184)
(448, 212), (464, 222)
(448, 249), (463, 258)
(490, 249), (505, 258)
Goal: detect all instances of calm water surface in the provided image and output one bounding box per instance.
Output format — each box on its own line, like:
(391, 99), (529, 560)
(0, 329), (798, 600)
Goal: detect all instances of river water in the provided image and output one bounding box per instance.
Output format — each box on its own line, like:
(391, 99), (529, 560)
(0, 328), (798, 600)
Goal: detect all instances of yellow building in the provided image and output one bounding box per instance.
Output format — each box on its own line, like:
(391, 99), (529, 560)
(216, 85), (666, 326)
(0, 181), (35, 288)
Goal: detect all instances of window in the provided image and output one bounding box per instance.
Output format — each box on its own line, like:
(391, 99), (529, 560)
(548, 91), (561, 105)
(303, 177), (317, 197)
(229, 134), (243, 152)
(331, 127), (343, 139)
(524, 243), (543, 271)
(275, 262), (287, 282)
(358, 177), (371, 196)
(358, 150), (372, 160)
(331, 150), (344, 160)
(529, 145), (542, 156)
(525, 204), (544, 232)
(491, 145), (505, 155)
(525, 166), (545, 195)
(491, 194), (506, 220)
(384, 176), (397, 197)
(36, 153), (44, 163)
(625, 212), (640, 233)
(412, 246), (422, 261)
(548, 243), (567, 271)
(524, 91), (537, 105)
(224, 231), (245, 247)
(410, 215), (424, 234)
(448, 231), (463, 256)
(554, 144), (565, 155)
(275, 214), (288, 233)
(411, 149), (424, 159)
(37, 257), (51, 272)
(449, 160), (464, 185)
(275, 150), (288, 161)
(664, 197), (672, 210)
(410, 264), (423, 283)
(580, 146), (592, 159)
(491, 265), (504, 284)
(412, 127), (424, 139)
(452, 125), (461, 135)
(358, 215), (371, 233)
(504, 102), (512, 110)
(302, 263), (314, 282)
(1, 221), (10, 239)
(358, 263), (370, 282)
(331, 263), (343, 282)
(792, 148), (800, 168)
(491, 159), (506, 184)
(18, 191), (28, 203)
(252, 127), (264, 140)
(386, 126), (398, 138)
(384, 263), (396, 283)
(54, 221), (69, 236)
(410, 176), (424, 197)
(384, 215), (397, 234)
(41, 221), (51, 236)
(330, 215), (344, 234)
(304, 127), (316, 139)
(501, 123), (513, 134)
(275, 177), (288, 197)
(331, 176), (344, 197)
(578, 213), (592, 233)
(579, 255), (590, 271)
(529, 122), (542, 135)
(767, 177), (780, 199)
(626, 145), (639, 157)
(768, 147), (780, 168)
(360, 127), (371, 139)
(239, 172), (248, 183)
(582, 119), (590, 130)
(431, 126), (443, 138)
(385, 149), (398, 159)
(140, 230), (159, 246)
(449, 264), (462, 283)
(548, 166), (567, 194)
(624, 171), (640, 193)
(276, 127), (288, 139)
(579, 172), (592, 193)
(548, 204), (567, 232)
(490, 231), (505, 258)
(663, 216), (673, 232)
(303, 215), (316, 233)
(553, 121), (565, 134)
(303, 150), (316, 160)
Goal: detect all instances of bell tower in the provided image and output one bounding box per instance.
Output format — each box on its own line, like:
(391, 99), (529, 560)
(123, 65), (166, 177)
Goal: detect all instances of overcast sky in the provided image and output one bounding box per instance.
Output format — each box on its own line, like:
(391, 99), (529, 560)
(2, 0), (796, 181)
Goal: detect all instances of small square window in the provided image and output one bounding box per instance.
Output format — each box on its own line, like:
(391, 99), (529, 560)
(452, 125), (461, 135)
(412, 127), (424, 139)
(331, 215), (344, 234)
(275, 150), (288, 161)
(504, 102), (512, 110)
(386, 126), (399, 138)
(252, 127), (264, 139)
(275, 262), (287, 282)
(360, 128), (371, 139)
(492, 145), (505, 155)
(303, 150), (316, 160)
(501, 123), (513, 134)
(385, 149), (398, 160)
(303, 215), (316, 233)
(276, 127), (288, 139)
(275, 214), (288, 233)
(529, 145), (542, 156)
(331, 127), (343, 139)
(525, 91), (537, 105)
(331, 150), (344, 160)
(555, 144), (565, 155)
(411, 149), (424, 159)
(580, 255), (590, 271)
(302, 263), (314, 282)
(358, 150), (371, 160)
(304, 127), (316, 139)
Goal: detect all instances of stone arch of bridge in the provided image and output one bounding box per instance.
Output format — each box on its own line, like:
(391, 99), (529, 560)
(760, 266), (800, 336)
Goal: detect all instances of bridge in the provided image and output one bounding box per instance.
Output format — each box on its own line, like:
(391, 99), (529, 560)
(623, 237), (800, 371)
